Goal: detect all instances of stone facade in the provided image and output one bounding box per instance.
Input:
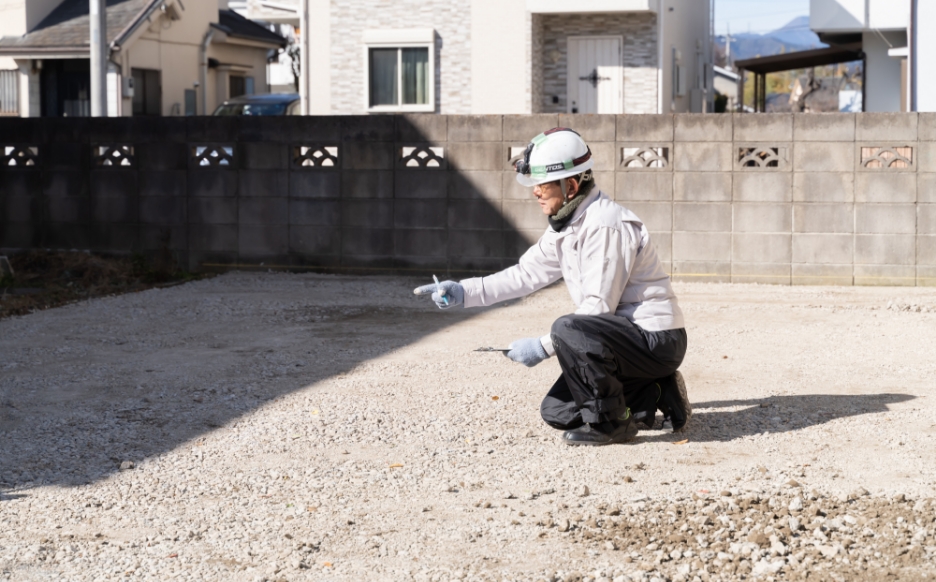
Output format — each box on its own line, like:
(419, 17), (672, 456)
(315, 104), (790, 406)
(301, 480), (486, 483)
(329, 0), (472, 114)
(535, 13), (658, 115)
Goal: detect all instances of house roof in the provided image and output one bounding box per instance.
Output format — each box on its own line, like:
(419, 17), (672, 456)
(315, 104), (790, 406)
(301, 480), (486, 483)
(734, 43), (864, 76)
(213, 9), (287, 48)
(0, 1), (286, 56)
(0, 0), (157, 54)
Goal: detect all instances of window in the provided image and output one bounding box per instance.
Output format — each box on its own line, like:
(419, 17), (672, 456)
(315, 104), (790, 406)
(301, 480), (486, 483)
(363, 29), (435, 112)
(131, 69), (161, 116)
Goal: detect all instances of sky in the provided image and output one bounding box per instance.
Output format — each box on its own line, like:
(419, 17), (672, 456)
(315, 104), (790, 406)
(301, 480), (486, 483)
(714, 0), (811, 36)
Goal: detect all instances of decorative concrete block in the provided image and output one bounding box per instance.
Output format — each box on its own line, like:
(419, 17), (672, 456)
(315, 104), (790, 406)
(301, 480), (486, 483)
(239, 198), (288, 225)
(856, 112), (917, 142)
(918, 205), (936, 235)
(793, 113), (855, 142)
(674, 114), (731, 142)
(341, 143), (394, 170)
(289, 199), (341, 226)
(673, 172), (730, 202)
(734, 203), (792, 233)
(289, 226), (341, 255)
(447, 143), (503, 170)
(394, 171), (449, 199)
(341, 171), (393, 199)
(616, 172), (674, 202)
(731, 262), (791, 285)
(239, 143), (288, 170)
(855, 204), (916, 234)
(854, 264), (916, 286)
(290, 172), (341, 199)
(393, 199), (447, 229)
(792, 233), (853, 264)
(732, 233), (792, 263)
(732, 173), (792, 203)
(624, 202), (672, 232)
(187, 171), (238, 198)
(395, 114), (448, 143)
(239, 225), (289, 256)
(792, 263), (853, 285)
(917, 235), (936, 265)
(188, 198), (237, 225)
(504, 115), (559, 141)
(854, 234), (915, 265)
(672, 232), (731, 261)
(854, 173), (916, 203)
(502, 199), (549, 230)
(793, 203), (853, 233)
(617, 114), (673, 142)
(673, 203), (731, 232)
(448, 116), (502, 142)
(447, 229), (506, 258)
(449, 171), (502, 200)
(139, 197), (185, 226)
(734, 113), (792, 142)
(239, 171), (288, 198)
(341, 228), (393, 257)
(394, 229), (448, 258)
(188, 224), (237, 251)
(918, 174), (936, 203)
(793, 172), (854, 203)
(674, 143), (733, 172)
(92, 196), (137, 223)
(793, 142), (854, 172)
(342, 200), (393, 228)
(558, 114), (615, 142)
(448, 199), (504, 230)
(671, 260), (731, 283)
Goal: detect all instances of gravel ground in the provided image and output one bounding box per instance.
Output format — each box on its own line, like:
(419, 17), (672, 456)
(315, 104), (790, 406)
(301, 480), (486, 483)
(1, 272), (935, 582)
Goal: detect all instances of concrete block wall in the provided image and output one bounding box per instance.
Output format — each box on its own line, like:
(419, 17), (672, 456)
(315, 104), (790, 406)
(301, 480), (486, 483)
(2, 113), (935, 285)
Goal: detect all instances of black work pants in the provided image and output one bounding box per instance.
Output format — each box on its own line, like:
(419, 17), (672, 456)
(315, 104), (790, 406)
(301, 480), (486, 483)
(540, 314), (687, 429)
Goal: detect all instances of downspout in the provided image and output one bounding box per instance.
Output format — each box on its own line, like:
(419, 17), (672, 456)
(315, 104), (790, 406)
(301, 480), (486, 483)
(657, 0), (665, 114)
(200, 28), (215, 115)
(910, 0), (917, 111)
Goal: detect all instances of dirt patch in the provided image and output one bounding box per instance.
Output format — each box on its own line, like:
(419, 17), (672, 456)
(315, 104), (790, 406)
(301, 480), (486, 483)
(0, 250), (203, 319)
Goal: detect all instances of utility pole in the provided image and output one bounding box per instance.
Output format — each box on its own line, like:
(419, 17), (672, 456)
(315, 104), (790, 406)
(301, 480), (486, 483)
(299, 0), (309, 115)
(89, 0), (108, 117)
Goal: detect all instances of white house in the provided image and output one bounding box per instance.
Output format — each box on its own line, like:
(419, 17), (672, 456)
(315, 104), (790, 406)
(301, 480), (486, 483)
(284, 0), (712, 115)
(809, 0), (934, 112)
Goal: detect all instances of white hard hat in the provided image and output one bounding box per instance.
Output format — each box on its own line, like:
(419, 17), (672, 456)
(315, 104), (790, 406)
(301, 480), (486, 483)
(514, 127), (594, 187)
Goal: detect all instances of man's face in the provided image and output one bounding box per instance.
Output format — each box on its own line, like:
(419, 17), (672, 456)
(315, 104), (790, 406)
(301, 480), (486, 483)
(533, 179), (575, 215)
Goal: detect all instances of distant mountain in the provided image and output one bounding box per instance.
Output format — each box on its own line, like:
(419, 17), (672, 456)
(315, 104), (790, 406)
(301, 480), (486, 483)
(716, 16), (826, 63)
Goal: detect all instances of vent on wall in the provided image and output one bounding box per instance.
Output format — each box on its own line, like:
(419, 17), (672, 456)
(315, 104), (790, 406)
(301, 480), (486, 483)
(861, 146), (913, 169)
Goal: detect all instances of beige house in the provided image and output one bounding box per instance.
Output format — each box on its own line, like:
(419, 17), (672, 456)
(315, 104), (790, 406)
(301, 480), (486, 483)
(0, 0), (286, 117)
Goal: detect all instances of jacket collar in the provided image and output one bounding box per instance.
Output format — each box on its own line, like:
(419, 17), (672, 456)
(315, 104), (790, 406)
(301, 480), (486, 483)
(548, 188), (603, 234)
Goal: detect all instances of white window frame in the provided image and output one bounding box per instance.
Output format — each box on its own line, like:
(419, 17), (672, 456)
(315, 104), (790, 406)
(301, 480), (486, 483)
(363, 28), (435, 113)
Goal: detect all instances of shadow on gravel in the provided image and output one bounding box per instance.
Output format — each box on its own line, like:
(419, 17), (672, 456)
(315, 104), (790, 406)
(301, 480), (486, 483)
(642, 393), (915, 443)
(0, 276), (482, 494)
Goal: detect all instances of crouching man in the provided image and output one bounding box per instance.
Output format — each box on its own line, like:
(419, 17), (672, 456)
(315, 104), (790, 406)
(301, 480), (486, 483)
(415, 128), (690, 446)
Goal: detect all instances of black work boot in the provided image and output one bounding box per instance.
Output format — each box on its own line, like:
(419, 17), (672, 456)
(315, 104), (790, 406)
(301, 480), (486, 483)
(561, 409), (638, 446)
(657, 371), (691, 433)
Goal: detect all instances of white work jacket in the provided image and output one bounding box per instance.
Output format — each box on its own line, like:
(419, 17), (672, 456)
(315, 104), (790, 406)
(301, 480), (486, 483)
(461, 189), (684, 356)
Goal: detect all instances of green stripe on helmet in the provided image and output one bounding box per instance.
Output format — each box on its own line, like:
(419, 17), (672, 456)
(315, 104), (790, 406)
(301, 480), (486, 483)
(531, 133), (548, 146)
(563, 160), (574, 170)
(530, 165), (548, 178)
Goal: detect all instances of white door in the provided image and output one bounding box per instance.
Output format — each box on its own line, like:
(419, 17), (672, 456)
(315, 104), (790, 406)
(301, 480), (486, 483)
(567, 36), (623, 114)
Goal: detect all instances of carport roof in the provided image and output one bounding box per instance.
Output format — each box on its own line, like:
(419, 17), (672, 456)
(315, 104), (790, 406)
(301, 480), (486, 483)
(734, 43), (864, 75)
